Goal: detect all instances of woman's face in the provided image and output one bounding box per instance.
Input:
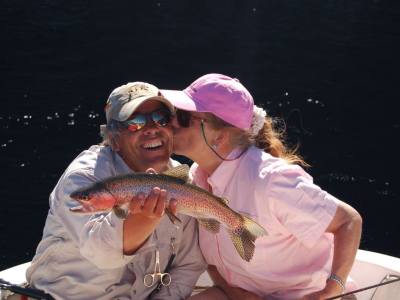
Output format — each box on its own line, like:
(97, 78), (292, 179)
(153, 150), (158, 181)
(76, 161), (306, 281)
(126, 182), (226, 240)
(171, 110), (216, 161)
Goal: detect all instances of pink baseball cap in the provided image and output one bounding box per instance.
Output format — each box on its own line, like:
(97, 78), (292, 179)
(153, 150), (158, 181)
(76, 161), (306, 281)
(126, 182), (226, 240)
(161, 73), (254, 129)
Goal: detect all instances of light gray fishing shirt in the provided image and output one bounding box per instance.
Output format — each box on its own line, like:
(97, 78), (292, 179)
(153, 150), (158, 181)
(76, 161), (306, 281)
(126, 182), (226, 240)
(26, 145), (206, 300)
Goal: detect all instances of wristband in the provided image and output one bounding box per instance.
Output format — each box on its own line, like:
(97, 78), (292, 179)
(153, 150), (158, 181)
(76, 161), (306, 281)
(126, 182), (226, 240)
(327, 273), (345, 291)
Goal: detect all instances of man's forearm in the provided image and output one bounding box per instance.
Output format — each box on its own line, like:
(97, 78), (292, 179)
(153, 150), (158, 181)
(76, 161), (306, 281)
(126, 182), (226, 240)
(123, 188), (168, 255)
(123, 214), (160, 255)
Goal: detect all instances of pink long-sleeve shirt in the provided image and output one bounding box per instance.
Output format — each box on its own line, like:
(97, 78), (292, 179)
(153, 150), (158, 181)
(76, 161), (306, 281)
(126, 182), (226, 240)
(192, 146), (338, 300)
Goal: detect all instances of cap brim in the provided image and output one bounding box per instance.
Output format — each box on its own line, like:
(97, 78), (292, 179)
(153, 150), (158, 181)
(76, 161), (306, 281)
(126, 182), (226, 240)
(160, 89), (202, 112)
(117, 96), (174, 121)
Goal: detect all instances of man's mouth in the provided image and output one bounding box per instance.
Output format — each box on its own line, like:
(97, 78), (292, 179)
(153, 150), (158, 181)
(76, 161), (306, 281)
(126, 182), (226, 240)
(142, 140), (163, 150)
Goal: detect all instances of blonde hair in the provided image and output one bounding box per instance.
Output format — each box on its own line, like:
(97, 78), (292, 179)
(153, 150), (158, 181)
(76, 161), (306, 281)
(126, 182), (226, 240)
(207, 113), (309, 167)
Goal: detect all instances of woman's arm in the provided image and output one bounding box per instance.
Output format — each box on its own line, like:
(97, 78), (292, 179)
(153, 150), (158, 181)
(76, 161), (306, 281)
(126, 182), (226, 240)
(301, 200), (362, 300)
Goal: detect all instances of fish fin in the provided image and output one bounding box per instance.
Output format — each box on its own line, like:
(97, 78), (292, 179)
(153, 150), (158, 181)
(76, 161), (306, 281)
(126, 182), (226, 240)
(242, 215), (268, 239)
(211, 196), (229, 206)
(70, 205), (87, 213)
(229, 215), (268, 262)
(198, 218), (221, 233)
(162, 164), (190, 182)
(113, 206), (129, 219)
(165, 208), (182, 225)
(229, 228), (256, 262)
(70, 205), (109, 215)
(219, 197), (229, 205)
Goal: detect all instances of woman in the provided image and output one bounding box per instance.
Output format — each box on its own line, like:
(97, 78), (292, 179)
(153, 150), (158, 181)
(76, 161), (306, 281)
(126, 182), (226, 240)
(161, 74), (362, 300)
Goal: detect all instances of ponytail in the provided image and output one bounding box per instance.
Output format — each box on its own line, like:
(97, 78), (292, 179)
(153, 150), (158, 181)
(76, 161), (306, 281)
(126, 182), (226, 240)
(254, 116), (309, 167)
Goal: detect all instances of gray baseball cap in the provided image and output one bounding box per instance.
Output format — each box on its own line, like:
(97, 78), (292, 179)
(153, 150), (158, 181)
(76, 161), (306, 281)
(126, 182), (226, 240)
(105, 82), (174, 123)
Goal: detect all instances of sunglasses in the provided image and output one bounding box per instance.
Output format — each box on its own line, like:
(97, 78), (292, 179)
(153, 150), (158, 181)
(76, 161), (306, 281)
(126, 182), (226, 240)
(176, 109), (191, 128)
(119, 109), (171, 132)
(176, 109), (206, 128)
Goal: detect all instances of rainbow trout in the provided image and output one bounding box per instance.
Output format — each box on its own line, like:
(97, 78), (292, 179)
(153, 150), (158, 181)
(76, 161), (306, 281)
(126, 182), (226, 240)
(70, 164), (267, 261)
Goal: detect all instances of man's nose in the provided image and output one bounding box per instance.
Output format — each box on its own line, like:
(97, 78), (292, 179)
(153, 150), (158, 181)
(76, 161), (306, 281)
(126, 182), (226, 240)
(142, 121), (160, 135)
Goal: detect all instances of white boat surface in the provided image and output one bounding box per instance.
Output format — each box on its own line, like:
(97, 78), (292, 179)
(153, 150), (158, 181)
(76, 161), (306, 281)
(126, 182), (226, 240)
(1, 249), (399, 299)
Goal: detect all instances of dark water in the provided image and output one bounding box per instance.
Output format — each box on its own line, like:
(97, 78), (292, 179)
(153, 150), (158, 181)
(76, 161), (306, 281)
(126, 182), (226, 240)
(1, 1), (399, 270)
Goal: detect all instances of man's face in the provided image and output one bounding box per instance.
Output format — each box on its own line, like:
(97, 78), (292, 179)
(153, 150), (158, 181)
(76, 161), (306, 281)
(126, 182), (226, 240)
(115, 100), (173, 173)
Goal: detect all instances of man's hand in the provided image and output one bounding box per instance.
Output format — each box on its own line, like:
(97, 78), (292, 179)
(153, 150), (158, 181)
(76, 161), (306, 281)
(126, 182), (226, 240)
(123, 186), (173, 255)
(129, 187), (167, 219)
(128, 167), (177, 218)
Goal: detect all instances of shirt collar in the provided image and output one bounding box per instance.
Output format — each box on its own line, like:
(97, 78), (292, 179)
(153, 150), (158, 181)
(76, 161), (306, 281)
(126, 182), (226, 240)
(112, 150), (133, 175)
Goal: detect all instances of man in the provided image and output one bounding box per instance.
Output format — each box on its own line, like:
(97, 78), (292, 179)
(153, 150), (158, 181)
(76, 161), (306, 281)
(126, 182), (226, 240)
(26, 82), (206, 299)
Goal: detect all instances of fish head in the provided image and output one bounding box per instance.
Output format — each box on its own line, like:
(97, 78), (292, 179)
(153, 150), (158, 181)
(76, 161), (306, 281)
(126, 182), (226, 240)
(69, 183), (116, 214)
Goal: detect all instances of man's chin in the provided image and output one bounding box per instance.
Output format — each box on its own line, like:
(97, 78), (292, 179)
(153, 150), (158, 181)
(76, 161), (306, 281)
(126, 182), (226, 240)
(141, 156), (170, 172)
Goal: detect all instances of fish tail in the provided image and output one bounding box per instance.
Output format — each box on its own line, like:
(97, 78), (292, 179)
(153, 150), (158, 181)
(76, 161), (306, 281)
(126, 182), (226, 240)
(242, 215), (267, 240)
(229, 215), (267, 262)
